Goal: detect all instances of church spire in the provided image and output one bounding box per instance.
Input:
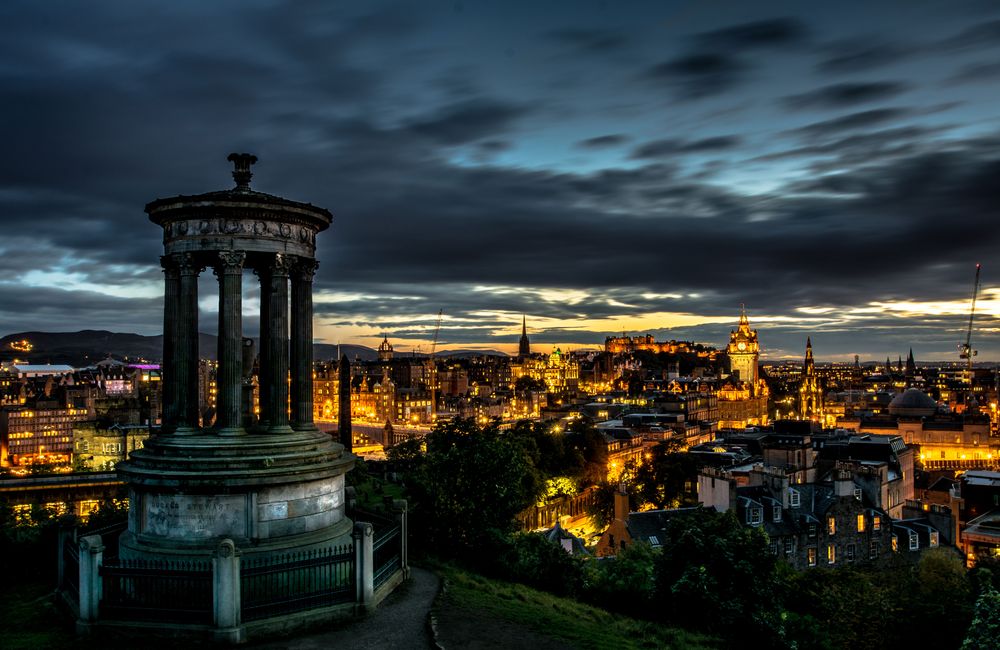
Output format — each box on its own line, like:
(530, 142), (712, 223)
(803, 337), (815, 375)
(518, 315), (531, 357)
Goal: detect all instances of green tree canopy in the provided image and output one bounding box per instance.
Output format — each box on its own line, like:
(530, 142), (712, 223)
(410, 418), (543, 555)
(653, 509), (784, 645)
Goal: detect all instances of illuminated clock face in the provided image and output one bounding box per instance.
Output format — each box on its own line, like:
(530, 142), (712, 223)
(737, 342), (747, 351)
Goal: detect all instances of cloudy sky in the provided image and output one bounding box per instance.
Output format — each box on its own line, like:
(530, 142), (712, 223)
(2, 0), (999, 361)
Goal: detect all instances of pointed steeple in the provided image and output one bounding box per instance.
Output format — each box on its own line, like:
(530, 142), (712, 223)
(378, 334), (394, 362)
(803, 338), (815, 376)
(905, 348), (916, 378)
(518, 315), (531, 357)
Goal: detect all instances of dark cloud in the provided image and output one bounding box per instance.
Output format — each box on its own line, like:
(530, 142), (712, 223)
(788, 108), (912, 140)
(545, 28), (628, 52)
(646, 53), (746, 99)
(781, 81), (911, 110)
(750, 126), (945, 172)
(403, 99), (529, 145)
(694, 18), (807, 50)
(576, 134), (630, 148)
(814, 40), (916, 74)
(2, 1), (998, 359)
(944, 60), (1000, 85)
(629, 136), (742, 159)
(940, 18), (1000, 51)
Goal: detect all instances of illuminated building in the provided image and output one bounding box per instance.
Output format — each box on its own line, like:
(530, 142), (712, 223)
(377, 335), (394, 362)
(726, 306), (758, 385)
(719, 308), (770, 429)
(837, 389), (995, 470)
(798, 338), (826, 424)
(73, 422), (149, 471)
(313, 361), (341, 422)
(511, 348), (580, 394)
(1, 405), (90, 466)
(604, 334), (715, 359)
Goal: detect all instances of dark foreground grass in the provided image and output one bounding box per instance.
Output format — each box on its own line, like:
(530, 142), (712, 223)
(2, 579), (80, 650)
(439, 565), (719, 650)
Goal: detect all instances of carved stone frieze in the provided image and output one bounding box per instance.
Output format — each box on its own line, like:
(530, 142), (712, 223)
(163, 218), (316, 248)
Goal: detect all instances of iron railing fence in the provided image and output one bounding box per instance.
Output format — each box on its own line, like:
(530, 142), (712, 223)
(372, 525), (401, 590)
(240, 544), (355, 622)
(99, 558), (213, 625)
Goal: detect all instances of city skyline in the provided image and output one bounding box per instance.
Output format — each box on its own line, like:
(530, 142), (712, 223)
(2, 1), (999, 360)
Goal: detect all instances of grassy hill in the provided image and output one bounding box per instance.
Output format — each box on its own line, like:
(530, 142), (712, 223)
(434, 565), (719, 650)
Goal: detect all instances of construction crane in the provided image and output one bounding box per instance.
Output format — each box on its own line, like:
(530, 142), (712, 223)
(959, 263), (982, 378)
(429, 309), (443, 422)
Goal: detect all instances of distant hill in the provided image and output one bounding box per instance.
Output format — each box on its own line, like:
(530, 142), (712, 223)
(0, 330), (380, 366)
(438, 349), (509, 358)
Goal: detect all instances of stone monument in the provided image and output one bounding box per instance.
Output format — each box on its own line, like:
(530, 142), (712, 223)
(117, 154), (354, 561)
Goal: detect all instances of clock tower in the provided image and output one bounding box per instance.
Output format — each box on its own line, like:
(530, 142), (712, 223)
(726, 305), (759, 386)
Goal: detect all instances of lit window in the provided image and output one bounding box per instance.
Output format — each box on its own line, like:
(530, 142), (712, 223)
(857, 514), (866, 533)
(930, 532), (939, 548)
(827, 544), (836, 564)
(827, 516), (836, 536)
(808, 548), (817, 567)
(873, 515), (881, 531)
(892, 536), (898, 552)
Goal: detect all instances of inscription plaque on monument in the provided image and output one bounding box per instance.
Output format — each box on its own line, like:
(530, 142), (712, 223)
(144, 494), (248, 539)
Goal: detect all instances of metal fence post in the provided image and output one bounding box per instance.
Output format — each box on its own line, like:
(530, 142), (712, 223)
(77, 534), (104, 628)
(212, 538), (245, 644)
(391, 499), (409, 579)
(354, 521), (374, 611)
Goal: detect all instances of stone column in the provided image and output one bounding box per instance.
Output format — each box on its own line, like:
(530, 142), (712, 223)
(353, 521), (374, 612)
(77, 534), (104, 626)
(212, 538), (244, 644)
(255, 267), (271, 429)
(160, 255), (179, 433)
(392, 499), (410, 579)
(215, 251), (246, 436)
(291, 258), (319, 432)
(175, 253), (202, 434)
(267, 253), (293, 433)
(339, 356), (352, 451)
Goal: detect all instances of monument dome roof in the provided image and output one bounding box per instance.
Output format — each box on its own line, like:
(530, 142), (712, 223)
(888, 388), (937, 416)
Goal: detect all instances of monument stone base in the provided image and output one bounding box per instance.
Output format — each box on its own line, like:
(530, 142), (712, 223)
(117, 430), (355, 562)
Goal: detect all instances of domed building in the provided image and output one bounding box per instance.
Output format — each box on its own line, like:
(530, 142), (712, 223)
(887, 388), (937, 418)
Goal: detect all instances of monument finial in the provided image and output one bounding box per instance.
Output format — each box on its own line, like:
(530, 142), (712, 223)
(227, 152), (258, 191)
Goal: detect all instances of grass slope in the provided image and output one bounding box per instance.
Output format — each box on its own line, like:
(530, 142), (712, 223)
(438, 566), (719, 650)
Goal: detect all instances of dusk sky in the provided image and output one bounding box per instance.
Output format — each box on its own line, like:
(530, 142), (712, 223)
(2, 0), (999, 361)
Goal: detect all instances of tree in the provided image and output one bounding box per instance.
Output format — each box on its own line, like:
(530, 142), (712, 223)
(498, 532), (584, 597)
(562, 419), (608, 486)
(410, 418), (543, 557)
(652, 509), (784, 645)
(584, 540), (658, 618)
(633, 439), (699, 510)
(514, 375), (546, 393)
(962, 577), (1000, 650)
